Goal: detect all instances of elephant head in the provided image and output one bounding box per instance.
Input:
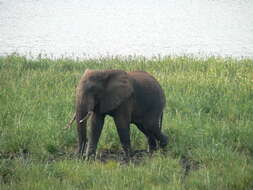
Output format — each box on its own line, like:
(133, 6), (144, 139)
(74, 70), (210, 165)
(75, 69), (133, 155)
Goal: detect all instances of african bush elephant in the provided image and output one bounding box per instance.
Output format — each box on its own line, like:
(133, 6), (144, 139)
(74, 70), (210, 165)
(74, 69), (168, 159)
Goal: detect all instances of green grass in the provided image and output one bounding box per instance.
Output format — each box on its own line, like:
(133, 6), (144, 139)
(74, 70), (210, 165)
(0, 54), (253, 189)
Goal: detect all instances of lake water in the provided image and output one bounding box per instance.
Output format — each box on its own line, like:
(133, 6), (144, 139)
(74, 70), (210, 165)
(0, 0), (252, 58)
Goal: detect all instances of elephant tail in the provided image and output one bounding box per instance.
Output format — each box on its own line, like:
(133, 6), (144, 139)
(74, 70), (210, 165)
(159, 112), (164, 130)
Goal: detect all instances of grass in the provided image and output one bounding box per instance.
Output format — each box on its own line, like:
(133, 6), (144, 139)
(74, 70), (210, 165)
(0, 54), (253, 189)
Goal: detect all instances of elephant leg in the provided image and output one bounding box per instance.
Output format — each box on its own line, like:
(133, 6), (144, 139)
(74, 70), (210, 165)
(136, 124), (157, 152)
(113, 116), (131, 159)
(151, 128), (168, 148)
(86, 113), (105, 160)
(145, 119), (168, 149)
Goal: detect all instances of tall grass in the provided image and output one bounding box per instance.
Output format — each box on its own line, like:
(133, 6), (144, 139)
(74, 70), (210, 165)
(0, 54), (252, 189)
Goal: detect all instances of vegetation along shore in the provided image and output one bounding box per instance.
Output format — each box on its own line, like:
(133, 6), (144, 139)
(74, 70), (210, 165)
(0, 54), (252, 189)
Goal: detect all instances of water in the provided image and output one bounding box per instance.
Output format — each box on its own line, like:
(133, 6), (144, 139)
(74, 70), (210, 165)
(0, 0), (253, 58)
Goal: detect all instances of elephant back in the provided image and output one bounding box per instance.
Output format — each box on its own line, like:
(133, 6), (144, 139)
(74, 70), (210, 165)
(128, 71), (166, 111)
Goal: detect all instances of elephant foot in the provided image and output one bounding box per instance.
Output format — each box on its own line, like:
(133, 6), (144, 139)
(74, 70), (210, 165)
(159, 134), (168, 148)
(147, 145), (158, 154)
(85, 153), (96, 161)
(85, 147), (97, 161)
(120, 147), (133, 163)
(147, 137), (158, 154)
(119, 153), (131, 164)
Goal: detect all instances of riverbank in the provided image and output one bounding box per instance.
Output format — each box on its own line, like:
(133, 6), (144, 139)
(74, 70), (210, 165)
(0, 55), (252, 189)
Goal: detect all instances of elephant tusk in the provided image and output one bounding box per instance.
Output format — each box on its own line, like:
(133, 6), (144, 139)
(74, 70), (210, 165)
(79, 111), (93, 124)
(64, 113), (76, 130)
(64, 111), (93, 129)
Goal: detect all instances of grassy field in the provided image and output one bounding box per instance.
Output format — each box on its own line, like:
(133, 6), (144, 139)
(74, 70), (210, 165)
(0, 54), (252, 190)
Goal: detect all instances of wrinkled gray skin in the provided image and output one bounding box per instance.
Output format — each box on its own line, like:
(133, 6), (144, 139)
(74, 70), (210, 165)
(76, 69), (168, 160)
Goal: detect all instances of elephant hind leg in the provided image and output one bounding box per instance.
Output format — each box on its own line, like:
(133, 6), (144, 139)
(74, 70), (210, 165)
(150, 125), (168, 148)
(136, 124), (157, 152)
(144, 119), (168, 149)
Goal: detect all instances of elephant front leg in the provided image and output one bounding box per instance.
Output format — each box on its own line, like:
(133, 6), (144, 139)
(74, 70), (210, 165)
(113, 116), (131, 161)
(86, 113), (105, 160)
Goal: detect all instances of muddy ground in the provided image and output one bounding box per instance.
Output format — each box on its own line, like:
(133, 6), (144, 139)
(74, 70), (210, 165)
(0, 148), (200, 178)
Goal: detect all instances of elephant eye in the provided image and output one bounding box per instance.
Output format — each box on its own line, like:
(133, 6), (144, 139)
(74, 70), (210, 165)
(86, 85), (94, 91)
(85, 83), (97, 92)
(90, 86), (96, 91)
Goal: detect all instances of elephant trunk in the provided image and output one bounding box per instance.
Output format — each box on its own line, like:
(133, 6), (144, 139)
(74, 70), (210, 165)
(76, 95), (95, 155)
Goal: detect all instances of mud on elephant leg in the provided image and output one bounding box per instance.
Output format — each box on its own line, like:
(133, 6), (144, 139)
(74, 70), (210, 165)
(85, 113), (105, 160)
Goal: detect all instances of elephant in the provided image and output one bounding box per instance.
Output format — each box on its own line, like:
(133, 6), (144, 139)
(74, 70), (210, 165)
(73, 69), (168, 160)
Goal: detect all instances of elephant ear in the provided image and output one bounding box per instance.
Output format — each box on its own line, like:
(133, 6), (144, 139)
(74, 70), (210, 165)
(100, 70), (133, 113)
